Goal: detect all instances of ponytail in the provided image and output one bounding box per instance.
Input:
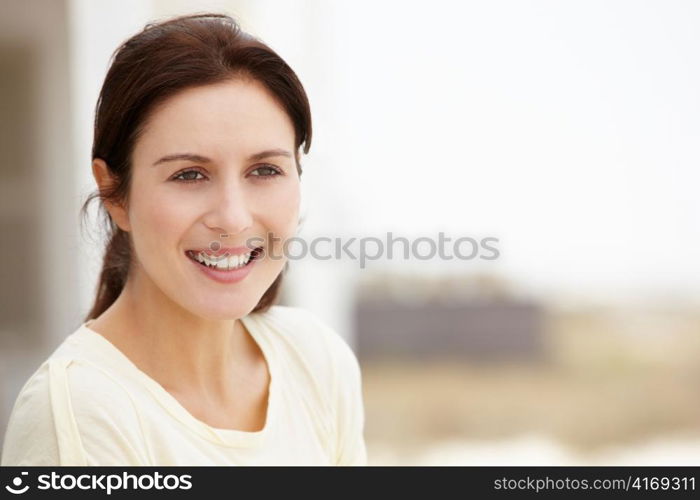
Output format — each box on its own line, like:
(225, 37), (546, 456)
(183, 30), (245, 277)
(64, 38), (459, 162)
(85, 227), (131, 321)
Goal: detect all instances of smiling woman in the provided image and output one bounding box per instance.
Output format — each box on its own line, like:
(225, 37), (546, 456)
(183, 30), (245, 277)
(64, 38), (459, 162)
(0, 13), (367, 466)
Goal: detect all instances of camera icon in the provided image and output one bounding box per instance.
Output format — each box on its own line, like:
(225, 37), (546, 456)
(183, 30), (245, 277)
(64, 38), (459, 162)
(5, 471), (29, 494)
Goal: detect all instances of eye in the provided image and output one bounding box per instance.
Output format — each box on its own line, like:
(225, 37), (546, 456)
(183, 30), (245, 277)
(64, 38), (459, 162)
(250, 164), (283, 179)
(172, 169), (206, 183)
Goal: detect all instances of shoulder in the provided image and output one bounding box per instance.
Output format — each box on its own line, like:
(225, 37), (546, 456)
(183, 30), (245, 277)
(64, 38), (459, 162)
(63, 358), (142, 426)
(61, 358), (151, 465)
(26, 329), (142, 421)
(2, 341), (148, 465)
(258, 306), (367, 465)
(252, 305), (364, 419)
(253, 305), (361, 381)
(1, 361), (57, 465)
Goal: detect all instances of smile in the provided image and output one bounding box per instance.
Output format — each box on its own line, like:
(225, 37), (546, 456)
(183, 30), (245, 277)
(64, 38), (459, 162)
(185, 247), (263, 271)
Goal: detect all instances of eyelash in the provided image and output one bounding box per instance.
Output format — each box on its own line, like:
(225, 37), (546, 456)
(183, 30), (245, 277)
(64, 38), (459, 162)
(171, 165), (283, 184)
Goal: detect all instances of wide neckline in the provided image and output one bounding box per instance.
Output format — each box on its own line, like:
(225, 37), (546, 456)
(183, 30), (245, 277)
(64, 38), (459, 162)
(76, 313), (277, 448)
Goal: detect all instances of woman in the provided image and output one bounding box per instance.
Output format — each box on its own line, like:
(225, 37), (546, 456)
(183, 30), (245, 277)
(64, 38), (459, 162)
(1, 13), (367, 466)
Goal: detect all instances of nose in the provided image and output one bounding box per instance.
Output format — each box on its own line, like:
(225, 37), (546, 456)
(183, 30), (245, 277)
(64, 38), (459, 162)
(202, 180), (253, 237)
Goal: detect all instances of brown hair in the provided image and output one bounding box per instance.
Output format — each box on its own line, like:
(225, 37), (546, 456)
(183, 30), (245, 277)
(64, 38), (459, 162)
(80, 12), (312, 321)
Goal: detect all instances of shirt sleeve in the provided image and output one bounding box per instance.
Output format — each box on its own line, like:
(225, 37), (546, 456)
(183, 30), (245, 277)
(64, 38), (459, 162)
(328, 332), (368, 466)
(1, 358), (152, 466)
(1, 363), (61, 466)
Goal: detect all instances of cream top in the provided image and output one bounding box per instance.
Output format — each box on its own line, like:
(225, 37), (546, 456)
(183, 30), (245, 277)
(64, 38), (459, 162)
(1, 305), (367, 466)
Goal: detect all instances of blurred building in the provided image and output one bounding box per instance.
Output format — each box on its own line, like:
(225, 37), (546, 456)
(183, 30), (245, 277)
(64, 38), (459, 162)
(356, 299), (545, 361)
(354, 272), (546, 361)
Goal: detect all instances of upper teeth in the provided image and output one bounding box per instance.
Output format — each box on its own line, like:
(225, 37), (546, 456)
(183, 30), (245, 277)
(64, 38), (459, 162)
(191, 250), (253, 270)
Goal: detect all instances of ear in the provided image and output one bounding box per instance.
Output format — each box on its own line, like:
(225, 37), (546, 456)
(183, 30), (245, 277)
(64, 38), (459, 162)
(92, 158), (131, 232)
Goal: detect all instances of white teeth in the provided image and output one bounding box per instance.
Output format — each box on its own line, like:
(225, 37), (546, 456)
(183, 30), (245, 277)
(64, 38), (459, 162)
(230, 253), (251, 268)
(191, 250), (253, 270)
(228, 255), (240, 268)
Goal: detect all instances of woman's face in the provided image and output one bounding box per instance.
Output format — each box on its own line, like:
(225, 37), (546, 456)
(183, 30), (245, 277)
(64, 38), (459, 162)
(117, 78), (300, 320)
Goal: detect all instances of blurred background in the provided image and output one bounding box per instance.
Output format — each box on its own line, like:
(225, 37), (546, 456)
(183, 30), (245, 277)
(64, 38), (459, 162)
(1, 0), (699, 465)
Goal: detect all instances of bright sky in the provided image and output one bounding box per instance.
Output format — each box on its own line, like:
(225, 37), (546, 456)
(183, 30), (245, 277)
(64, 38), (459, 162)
(277, 0), (700, 304)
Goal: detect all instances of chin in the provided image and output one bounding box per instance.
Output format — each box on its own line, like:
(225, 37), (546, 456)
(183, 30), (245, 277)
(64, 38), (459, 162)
(186, 296), (259, 321)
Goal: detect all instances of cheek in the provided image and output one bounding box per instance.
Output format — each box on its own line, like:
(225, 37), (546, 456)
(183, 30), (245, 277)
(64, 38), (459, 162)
(264, 181), (300, 234)
(129, 183), (195, 249)
(255, 182), (299, 259)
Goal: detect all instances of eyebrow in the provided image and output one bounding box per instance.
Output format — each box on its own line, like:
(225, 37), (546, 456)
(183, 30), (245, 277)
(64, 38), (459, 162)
(152, 148), (293, 166)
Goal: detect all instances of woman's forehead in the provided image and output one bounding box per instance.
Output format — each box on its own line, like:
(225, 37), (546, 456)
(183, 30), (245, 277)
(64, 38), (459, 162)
(149, 80), (292, 132)
(134, 81), (296, 160)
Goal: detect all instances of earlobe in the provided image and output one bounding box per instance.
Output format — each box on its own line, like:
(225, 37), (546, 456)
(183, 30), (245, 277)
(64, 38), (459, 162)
(91, 158), (131, 232)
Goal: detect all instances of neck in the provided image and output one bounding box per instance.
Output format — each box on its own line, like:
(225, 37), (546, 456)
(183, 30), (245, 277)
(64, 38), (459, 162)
(92, 267), (258, 403)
